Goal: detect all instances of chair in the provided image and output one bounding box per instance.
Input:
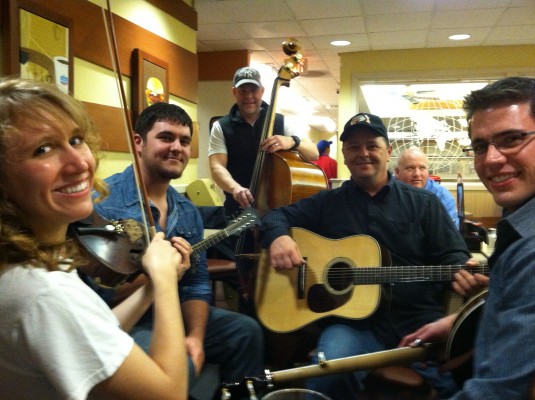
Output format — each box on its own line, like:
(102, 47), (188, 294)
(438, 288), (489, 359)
(206, 258), (238, 308)
(186, 178), (224, 207)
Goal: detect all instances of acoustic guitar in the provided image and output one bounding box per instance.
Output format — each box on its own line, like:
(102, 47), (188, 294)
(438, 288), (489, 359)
(255, 228), (488, 333)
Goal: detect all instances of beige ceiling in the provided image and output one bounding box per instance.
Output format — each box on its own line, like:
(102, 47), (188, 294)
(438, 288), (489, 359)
(195, 0), (535, 130)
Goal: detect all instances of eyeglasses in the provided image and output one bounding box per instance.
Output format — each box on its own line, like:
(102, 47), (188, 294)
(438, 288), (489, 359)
(462, 131), (535, 157)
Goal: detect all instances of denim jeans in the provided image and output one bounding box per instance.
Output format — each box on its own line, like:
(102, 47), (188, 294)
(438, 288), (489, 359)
(307, 322), (383, 399)
(130, 305), (264, 386)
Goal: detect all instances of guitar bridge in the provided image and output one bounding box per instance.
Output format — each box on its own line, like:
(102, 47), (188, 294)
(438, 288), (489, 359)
(298, 257), (307, 299)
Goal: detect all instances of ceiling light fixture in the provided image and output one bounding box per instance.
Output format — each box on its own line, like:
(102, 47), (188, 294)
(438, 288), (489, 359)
(331, 40), (351, 47)
(448, 34), (471, 41)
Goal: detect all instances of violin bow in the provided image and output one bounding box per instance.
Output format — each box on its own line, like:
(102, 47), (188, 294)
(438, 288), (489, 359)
(102, 1), (156, 243)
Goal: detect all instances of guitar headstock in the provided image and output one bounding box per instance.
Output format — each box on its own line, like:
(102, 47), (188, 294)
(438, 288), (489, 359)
(225, 208), (261, 237)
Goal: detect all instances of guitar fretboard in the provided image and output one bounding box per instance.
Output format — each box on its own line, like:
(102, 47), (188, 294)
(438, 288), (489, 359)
(192, 230), (229, 255)
(191, 209), (258, 256)
(349, 265), (489, 284)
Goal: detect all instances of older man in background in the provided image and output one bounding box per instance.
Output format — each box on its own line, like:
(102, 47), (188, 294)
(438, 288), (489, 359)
(395, 147), (459, 228)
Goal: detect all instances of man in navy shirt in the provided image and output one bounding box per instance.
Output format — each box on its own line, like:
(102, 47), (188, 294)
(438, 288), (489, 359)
(260, 112), (475, 399)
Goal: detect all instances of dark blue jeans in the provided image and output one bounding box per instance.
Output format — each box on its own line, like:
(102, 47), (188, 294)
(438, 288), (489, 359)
(130, 305), (264, 386)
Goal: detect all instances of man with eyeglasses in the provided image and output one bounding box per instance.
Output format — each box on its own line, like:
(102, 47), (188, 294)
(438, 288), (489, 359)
(400, 76), (535, 399)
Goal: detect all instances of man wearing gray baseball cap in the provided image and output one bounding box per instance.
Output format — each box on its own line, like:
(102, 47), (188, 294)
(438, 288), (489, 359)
(208, 66), (318, 218)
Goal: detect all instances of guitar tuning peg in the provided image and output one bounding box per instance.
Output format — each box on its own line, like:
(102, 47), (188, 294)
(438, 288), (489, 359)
(220, 388), (232, 400)
(246, 380), (259, 400)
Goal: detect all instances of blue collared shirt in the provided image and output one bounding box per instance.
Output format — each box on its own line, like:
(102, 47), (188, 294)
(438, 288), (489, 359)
(451, 196), (535, 399)
(93, 165), (212, 304)
(424, 178), (459, 229)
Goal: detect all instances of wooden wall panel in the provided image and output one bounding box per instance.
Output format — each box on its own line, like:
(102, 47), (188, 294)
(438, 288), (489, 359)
(146, 0), (197, 30)
(83, 101), (130, 152)
(199, 50), (250, 81)
(2, 0), (198, 103)
(83, 101), (199, 158)
(447, 188), (502, 218)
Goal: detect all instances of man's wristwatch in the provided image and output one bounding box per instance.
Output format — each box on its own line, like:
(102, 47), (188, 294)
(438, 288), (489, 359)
(290, 135), (301, 150)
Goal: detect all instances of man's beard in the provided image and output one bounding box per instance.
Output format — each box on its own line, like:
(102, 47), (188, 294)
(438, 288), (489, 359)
(159, 168), (183, 181)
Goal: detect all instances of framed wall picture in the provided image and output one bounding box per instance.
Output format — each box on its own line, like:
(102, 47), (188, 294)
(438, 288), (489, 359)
(2, 0), (73, 94)
(132, 48), (169, 119)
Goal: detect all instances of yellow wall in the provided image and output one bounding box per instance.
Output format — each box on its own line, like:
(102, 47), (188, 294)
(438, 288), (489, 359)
(337, 45), (535, 180)
(76, 0), (198, 185)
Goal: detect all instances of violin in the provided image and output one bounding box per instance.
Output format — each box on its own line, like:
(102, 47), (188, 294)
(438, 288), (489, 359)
(70, 211), (145, 288)
(72, 207), (261, 289)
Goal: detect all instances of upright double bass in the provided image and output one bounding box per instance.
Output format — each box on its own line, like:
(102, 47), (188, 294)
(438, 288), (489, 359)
(249, 38), (328, 215)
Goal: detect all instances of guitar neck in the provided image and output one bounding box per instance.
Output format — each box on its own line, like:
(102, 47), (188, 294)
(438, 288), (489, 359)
(351, 264), (489, 284)
(190, 209), (258, 257)
(191, 229), (229, 256)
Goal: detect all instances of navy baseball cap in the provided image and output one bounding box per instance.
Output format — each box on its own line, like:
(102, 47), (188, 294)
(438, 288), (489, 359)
(340, 113), (388, 142)
(317, 140), (332, 154)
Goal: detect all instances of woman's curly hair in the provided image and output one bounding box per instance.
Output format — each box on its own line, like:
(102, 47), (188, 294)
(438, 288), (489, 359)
(0, 78), (108, 272)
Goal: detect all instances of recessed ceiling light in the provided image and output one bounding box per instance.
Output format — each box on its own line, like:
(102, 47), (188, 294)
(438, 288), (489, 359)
(331, 40), (351, 47)
(448, 34), (471, 41)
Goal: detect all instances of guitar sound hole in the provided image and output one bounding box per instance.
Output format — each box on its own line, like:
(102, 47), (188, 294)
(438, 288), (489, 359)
(326, 262), (353, 294)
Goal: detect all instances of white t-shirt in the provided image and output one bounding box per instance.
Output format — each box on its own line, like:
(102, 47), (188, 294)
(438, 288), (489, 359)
(0, 265), (134, 400)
